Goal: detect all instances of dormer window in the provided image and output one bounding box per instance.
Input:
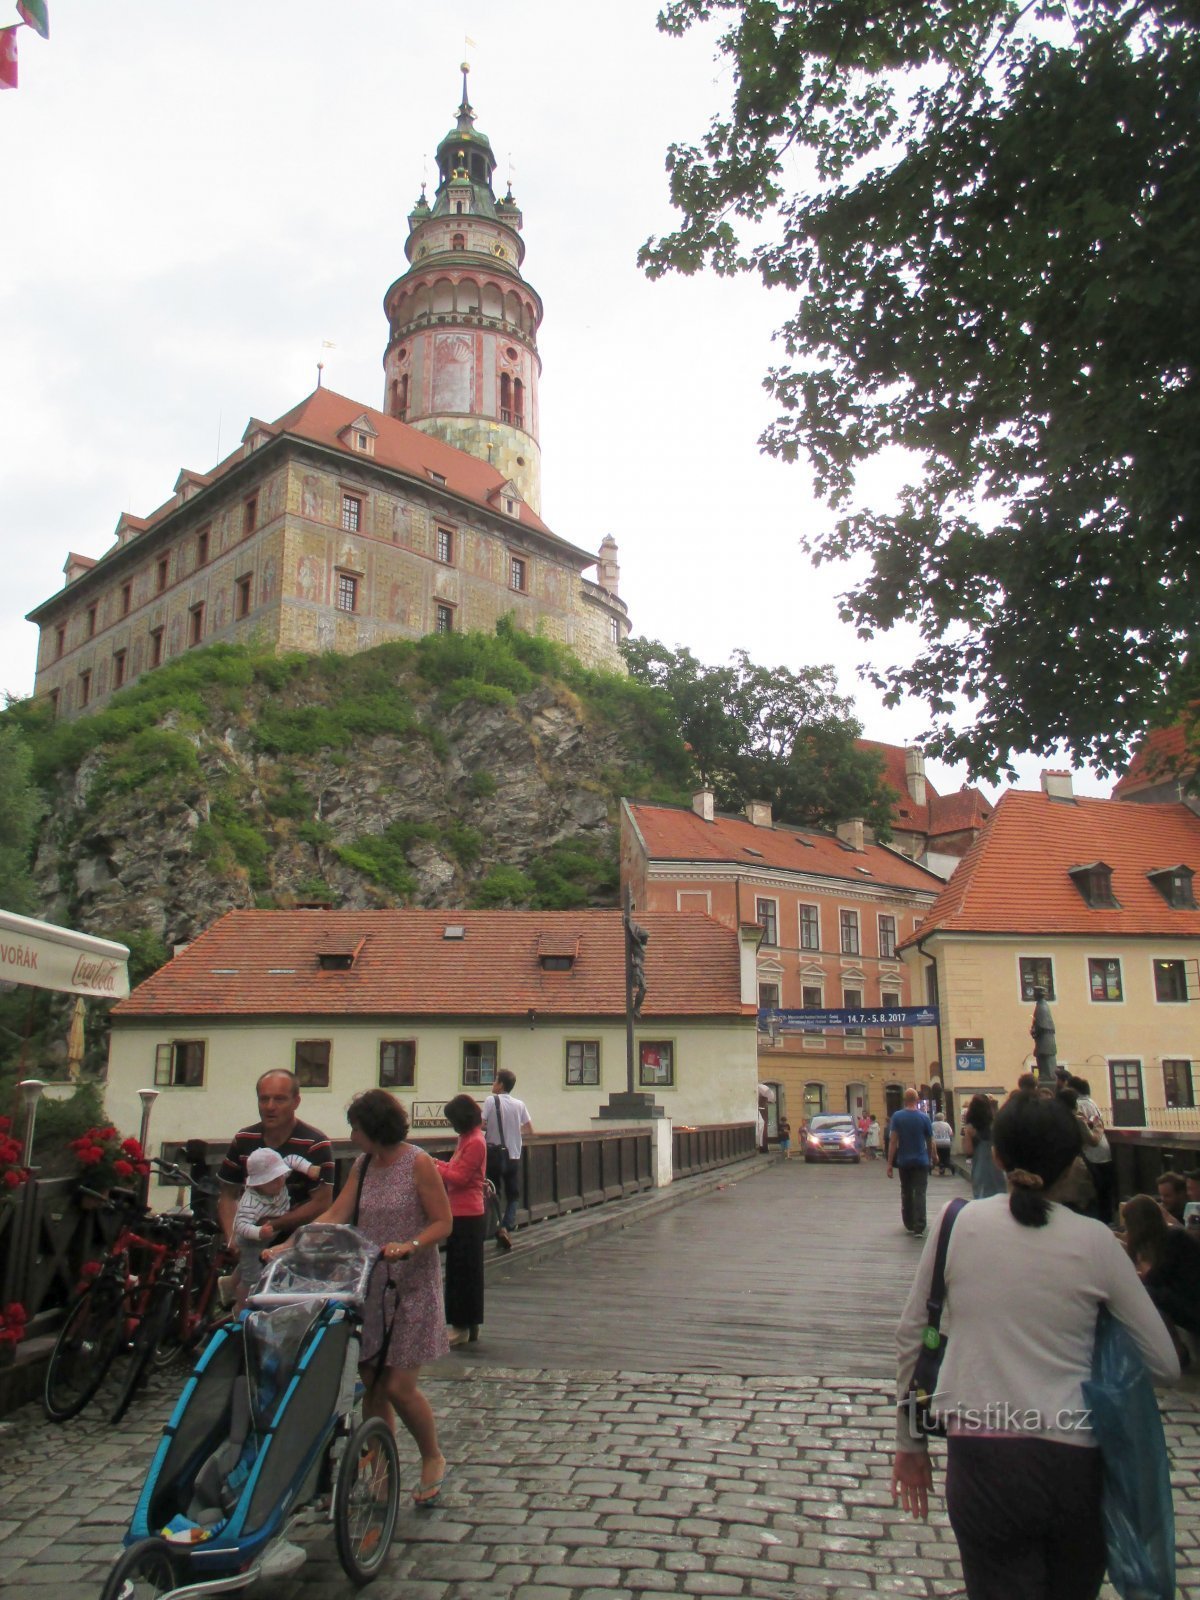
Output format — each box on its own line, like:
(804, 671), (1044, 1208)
(317, 937), (361, 970)
(537, 933), (578, 970)
(1148, 865), (1196, 909)
(428, 470), (447, 486)
(1068, 861), (1119, 908)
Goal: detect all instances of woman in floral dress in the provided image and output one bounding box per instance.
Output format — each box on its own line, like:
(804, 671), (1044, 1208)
(265, 1088), (452, 1505)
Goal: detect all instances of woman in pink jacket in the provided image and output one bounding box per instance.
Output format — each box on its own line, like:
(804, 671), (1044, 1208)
(436, 1095), (487, 1346)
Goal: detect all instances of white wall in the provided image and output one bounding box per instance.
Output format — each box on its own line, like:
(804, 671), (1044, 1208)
(106, 1015), (759, 1150)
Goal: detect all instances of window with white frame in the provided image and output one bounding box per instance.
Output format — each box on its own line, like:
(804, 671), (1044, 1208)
(336, 572), (358, 613)
(566, 1040), (600, 1085)
(1088, 958), (1123, 1003)
(843, 987), (864, 1036)
(1154, 959), (1189, 1003)
(154, 1040), (206, 1087)
(1163, 1059), (1195, 1108)
(378, 1040), (416, 1088)
(878, 914), (897, 959)
(436, 527), (454, 564)
(802, 983), (823, 1034)
(799, 904), (820, 950)
(1019, 956), (1056, 1001)
(462, 1040), (497, 1086)
(638, 1040), (674, 1087)
(342, 495), (362, 532)
(840, 909), (860, 955)
(881, 989), (902, 1038)
(756, 898), (778, 946)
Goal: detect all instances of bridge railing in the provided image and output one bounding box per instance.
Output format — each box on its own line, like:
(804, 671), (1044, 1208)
(673, 1122), (757, 1178)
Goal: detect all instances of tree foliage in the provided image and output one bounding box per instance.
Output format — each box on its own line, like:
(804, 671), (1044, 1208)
(624, 638), (893, 832)
(0, 721), (42, 914)
(641, 0), (1200, 777)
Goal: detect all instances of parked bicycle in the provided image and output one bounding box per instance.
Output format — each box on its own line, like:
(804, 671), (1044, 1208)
(44, 1159), (233, 1424)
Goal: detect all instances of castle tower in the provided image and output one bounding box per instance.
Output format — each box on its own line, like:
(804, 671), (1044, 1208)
(382, 67), (543, 514)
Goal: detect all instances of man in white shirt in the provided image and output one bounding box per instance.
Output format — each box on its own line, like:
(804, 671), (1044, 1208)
(1068, 1075), (1114, 1223)
(482, 1069), (534, 1250)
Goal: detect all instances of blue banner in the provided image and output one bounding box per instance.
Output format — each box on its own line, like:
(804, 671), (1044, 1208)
(759, 1006), (939, 1031)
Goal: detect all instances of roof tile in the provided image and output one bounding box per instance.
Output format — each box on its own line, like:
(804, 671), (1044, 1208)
(113, 909), (753, 1020)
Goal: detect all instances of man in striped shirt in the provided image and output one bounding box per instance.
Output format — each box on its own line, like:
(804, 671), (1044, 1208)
(217, 1070), (334, 1247)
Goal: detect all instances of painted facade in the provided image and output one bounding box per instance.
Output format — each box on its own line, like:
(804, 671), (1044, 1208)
(26, 75), (628, 717)
(622, 794), (943, 1128)
(902, 773), (1200, 1128)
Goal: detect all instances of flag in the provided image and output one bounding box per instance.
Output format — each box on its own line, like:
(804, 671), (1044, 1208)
(321, 339), (336, 349)
(16, 0), (48, 39)
(0, 27), (18, 89)
(464, 33), (476, 48)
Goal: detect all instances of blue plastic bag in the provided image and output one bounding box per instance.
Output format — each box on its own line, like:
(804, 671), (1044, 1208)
(1081, 1306), (1175, 1600)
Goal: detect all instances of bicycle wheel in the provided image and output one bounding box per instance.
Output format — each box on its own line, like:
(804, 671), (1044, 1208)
(98, 1535), (178, 1599)
(44, 1278), (125, 1422)
(333, 1416), (399, 1585)
(110, 1282), (176, 1425)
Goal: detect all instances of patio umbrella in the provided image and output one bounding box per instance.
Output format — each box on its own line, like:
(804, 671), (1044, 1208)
(65, 995), (86, 1080)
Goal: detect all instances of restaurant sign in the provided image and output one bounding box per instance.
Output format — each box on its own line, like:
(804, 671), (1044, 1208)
(0, 909), (130, 999)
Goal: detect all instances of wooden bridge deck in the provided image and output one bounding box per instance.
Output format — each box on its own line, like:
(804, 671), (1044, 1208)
(462, 1155), (966, 1376)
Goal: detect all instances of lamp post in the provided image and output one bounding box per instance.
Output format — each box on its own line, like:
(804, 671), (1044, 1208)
(1031, 986), (1057, 1086)
(17, 1079), (46, 1167)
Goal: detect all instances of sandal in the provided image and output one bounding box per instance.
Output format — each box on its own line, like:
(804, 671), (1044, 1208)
(412, 1460), (448, 1508)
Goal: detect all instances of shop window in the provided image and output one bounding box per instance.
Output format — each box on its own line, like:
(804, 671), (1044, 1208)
(1088, 958), (1123, 1003)
(1019, 956), (1056, 1002)
(638, 1040), (674, 1087)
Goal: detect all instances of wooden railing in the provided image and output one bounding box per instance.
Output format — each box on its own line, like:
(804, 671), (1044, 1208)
(1108, 1127), (1200, 1201)
(0, 1123), (759, 1332)
(673, 1122), (757, 1178)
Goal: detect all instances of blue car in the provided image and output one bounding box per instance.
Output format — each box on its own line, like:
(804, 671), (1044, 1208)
(803, 1114), (862, 1164)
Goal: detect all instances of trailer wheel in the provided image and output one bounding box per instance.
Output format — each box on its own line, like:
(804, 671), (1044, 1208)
(334, 1415), (399, 1584)
(98, 1536), (178, 1599)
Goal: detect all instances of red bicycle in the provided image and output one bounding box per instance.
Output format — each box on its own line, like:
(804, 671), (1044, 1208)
(44, 1159), (233, 1424)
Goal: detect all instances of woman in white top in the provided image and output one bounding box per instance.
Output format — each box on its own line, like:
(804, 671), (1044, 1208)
(893, 1093), (1179, 1600)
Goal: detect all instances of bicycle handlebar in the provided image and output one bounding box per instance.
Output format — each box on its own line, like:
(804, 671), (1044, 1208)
(150, 1156), (221, 1197)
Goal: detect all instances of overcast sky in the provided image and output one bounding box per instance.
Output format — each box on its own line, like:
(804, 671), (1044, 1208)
(1, 0), (1110, 800)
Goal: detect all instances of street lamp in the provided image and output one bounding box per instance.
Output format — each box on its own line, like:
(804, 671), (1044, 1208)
(1030, 986), (1057, 1086)
(17, 1079), (46, 1167)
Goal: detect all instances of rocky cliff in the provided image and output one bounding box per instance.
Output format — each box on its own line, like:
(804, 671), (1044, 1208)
(15, 631), (691, 953)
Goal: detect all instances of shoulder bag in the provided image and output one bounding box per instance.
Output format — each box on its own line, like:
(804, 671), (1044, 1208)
(485, 1095), (511, 1183)
(902, 1197), (967, 1440)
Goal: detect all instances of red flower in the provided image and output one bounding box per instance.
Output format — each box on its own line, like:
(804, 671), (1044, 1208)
(79, 1261), (101, 1282)
(78, 1147), (103, 1166)
(112, 1160), (133, 1179)
(0, 1116), (10, 1134)
(2, 1171), (20, 1190)
(120, 1138), (143, 1158)
(134, 1162), (151, 1177)
(3, 1304), (26, 1324)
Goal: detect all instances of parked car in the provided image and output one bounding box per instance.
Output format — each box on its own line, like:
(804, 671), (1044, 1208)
(803, 1114), (862, 1164)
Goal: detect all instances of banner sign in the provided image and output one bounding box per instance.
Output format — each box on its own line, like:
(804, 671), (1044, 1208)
(759, 1005), (939, 1031)
(0, 909), (129, 999)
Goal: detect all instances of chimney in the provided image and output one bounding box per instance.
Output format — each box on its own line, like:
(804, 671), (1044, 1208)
(597, 535), (620, 596)
(1041, 770), (1075, 801)
(837, 817), (866, 851)
(691, 789), (715, 823)
(744, 800), (773, 828)
(904, 746), (927, 807)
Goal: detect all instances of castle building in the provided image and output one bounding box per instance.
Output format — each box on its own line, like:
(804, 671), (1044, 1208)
(27, 70), (628, 719)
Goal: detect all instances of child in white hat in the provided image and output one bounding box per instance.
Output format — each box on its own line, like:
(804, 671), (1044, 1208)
(228, 1147), (321, 1307)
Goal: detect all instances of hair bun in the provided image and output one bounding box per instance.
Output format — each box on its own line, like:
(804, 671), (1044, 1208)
(1009, 1167), (1045, 1190)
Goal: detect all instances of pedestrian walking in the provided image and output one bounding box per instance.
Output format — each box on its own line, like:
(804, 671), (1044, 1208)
(887, 1088), (934, 1235)
(931, 1115), (954, 1177)
(893, 1093), (1179, 1600)
(483, 1069), (533, 1251)
(265, 1088), (453, 1507)
(436, 1094), (487, 1346)
(777, 1116), (792, 1159)
(865, 1116), (882, 1159)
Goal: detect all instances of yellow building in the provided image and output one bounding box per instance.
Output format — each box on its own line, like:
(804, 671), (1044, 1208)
(902, 773), (1200, 1128)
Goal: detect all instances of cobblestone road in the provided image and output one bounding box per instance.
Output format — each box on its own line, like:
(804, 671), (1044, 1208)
(3, 1160), (1197, 1598)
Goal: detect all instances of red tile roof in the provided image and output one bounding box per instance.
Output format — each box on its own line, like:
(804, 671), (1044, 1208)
(904, 789), (1200, 941)
(1112, 724), (1197, 799)
(625, 802), (942, 895)
(856, 738), (992, 839)
(57, 388), (597, 587)
(112, 910), (753, 1020)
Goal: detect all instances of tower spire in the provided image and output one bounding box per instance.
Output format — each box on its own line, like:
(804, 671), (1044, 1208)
(457, 61), (474, 130)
